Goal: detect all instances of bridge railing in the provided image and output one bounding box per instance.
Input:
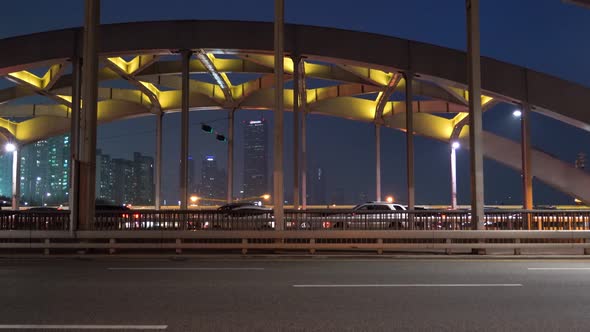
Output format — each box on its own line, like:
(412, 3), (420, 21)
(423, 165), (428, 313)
(0, 210), (69, 230)
(2, 209), (590, 231)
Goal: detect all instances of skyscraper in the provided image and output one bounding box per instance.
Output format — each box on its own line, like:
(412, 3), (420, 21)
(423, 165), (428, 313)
(243, 118), (268, 198)
(0, 152), (11, 198)
(19, 135), (70, 205)
(310, 167), (327, 205)
(111, 158), (134, 205)
(96, 149), (114, 204)
(132, 152), (154, 206)
(198, 155), (226, 204)
(187, 155), (196, 193)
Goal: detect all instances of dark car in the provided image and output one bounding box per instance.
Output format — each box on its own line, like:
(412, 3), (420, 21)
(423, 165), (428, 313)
(207, 203), (273, 230)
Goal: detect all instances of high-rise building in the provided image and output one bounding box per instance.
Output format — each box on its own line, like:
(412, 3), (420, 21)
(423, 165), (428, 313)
(132, 152), (154, 206)
(310, 167), (327, 205)
(96, 151), (154, 206)
(243, 118), (268, 198)
(96, 149), (114, 204)
(188, 155), (196, 193)
(19, 135), (70, 205)
(0, 152), (11, 198)
(111, 158), (134, 205)
(198, 155), (226, 204)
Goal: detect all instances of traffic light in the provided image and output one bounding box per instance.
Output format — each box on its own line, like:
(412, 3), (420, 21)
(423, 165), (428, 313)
(201, 124), (213, 133)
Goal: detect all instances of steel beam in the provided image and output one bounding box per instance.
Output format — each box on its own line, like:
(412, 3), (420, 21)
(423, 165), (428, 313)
(451, 146), (458, 210)
(180, 50), (191, 211)
(292, 56), (302, 209)
(273, 0), (285, 229)
(69, 51), (82, 232)
(227, 109), (235, 203)
(375, 124), (381, 201)
(11, 148), (20, 210)
(374, 73), (402, 123)
(5, 64), (70, 107)
(466, 0), (485, 231)
(104, 57), (161, 114)
(195, 50), (234, 106)
(405, 72), (415, 210)
(521, 103), (533, 211)
(299, 61), (308, 209)
(155, 113), (163, 209)
(78, 0), (100, 230)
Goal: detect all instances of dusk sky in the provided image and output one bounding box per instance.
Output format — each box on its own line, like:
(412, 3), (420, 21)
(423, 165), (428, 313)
(2, 0), (590, 205)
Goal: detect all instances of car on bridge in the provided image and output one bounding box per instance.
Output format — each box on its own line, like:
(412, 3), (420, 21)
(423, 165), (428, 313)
(200, 203), (274, 230)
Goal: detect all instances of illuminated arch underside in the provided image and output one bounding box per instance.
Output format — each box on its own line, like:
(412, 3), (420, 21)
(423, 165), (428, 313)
(0, 20), (589, 202)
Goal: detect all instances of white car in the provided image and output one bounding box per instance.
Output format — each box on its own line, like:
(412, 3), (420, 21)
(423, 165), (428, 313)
(326, 202), (408, 230)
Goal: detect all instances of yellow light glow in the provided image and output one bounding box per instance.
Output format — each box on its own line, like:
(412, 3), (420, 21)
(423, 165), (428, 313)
(386, 196), (395, 203)
(261, 194), (271, 201)
(190, 195), (200, 203)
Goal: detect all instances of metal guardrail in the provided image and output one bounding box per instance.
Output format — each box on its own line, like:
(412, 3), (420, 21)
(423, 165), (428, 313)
(1, 230), (590, 255)
(2, 209), (590, 231)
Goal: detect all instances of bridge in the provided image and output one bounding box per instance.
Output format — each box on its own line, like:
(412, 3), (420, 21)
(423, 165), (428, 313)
(1, 2), (590, 254)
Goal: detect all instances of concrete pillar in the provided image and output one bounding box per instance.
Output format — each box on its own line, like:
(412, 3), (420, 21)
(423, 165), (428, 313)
(451, 146), (458, 210)
(375, 124), (381, 201)
(405, 72), (415, 210)
(78, 0), (100, 230)
(292, 56), (301, 209)
(521, 103), (533, 211)
(179, 50), (191, 211)
(155, 113), (163, 209)
(227, 109), (235, 203)
(466, 0), (485, 230)
(273, 0), (285, 229)
(69, 51), (82, 230)
(301, 111), (307, 209)
(11, 148), (20, 210)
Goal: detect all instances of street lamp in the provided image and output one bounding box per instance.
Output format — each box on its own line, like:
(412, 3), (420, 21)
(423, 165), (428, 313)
(261, 194), (271, 201)
(450, 141), (460, 210)
(189, 195), (200, 205)
(385, 195), (394, 203)
(4, 143), (16, 153)
(512, 109), (522, 118)
(42, 192), (51, 206)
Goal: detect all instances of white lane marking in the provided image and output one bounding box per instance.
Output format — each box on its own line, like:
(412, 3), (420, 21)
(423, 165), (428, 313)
(293, 284), (523, 288)
(528, 267), (590, 271)
(108, 267), (264, 271)
(0, 325), (167, 330)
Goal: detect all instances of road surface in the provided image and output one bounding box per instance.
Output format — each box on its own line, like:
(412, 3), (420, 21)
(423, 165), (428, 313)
(1, 257), (590, 331)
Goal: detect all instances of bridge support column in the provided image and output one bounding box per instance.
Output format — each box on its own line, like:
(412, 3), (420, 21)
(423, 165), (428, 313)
(405, 72), (415, 210)
(273, 0), (285, 229)
(292, 56), (301, 209)
(78, 0), (100, 230)
(375, 124), (381, 202)
(155, 112), (163, 209)
(180, 50), (191, 211)
(521, 103), (533, 210)
(301, 110), (307, 209)
(466, 0), (485, 231)
(227, 109), (235, 203)
(69, 50), (81, 231)
(11, 147), (20, 210)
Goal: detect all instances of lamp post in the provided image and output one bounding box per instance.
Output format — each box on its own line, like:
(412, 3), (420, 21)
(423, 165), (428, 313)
(5, 143), (20, 210)
(451, 141), (460, 210)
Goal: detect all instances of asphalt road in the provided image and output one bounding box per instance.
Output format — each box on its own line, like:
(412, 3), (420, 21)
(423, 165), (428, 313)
(2, 258), (590, 331)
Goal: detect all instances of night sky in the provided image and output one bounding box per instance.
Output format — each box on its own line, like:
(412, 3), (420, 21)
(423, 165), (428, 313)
(1, 0), (590, 205)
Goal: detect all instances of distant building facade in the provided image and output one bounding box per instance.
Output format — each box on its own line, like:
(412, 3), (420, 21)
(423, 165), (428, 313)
(310, 167), (327, 205)
(19, 135), (70, 205)
(0, 152), (11, 198)
(198, 155), (226, 204)
(243, 119), (269, 198)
